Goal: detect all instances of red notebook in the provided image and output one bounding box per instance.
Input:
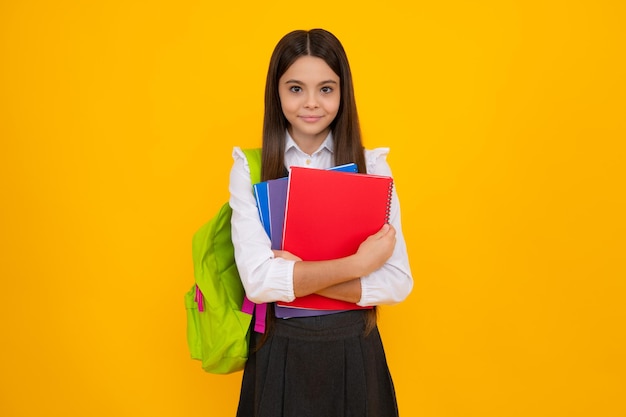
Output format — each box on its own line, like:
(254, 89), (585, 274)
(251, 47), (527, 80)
(278, 166), (394, 311)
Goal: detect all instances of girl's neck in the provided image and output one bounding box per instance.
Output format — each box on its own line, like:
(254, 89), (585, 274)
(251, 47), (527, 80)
(288, 128), (330, 155)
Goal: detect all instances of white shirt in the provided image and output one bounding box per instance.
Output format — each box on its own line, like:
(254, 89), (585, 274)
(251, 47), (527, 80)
(229, 132), (413, 306)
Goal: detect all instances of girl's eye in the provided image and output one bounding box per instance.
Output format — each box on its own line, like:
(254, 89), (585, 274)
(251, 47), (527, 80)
(321, 86), (333, 94)
(289, 86), (302, 93)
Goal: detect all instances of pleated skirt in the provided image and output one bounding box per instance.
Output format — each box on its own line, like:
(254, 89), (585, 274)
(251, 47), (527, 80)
(236, 309), (399, 417)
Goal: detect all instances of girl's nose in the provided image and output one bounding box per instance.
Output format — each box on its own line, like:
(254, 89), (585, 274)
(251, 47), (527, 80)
(304, 93), (319, 109)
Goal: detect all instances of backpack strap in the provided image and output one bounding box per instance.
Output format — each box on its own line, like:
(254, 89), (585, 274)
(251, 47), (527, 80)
(242, 148), (262, 184)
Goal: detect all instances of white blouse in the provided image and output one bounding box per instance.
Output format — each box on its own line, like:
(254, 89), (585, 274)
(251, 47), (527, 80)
(228, 132), (413, 306)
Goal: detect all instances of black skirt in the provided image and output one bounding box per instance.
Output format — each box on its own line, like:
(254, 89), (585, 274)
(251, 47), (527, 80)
(236, 309), (399, 417)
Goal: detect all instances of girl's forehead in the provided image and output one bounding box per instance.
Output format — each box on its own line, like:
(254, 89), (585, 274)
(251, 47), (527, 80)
(281, 56), (339, 82)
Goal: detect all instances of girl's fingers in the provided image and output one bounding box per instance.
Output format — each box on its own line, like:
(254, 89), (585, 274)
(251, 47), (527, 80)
(374, 224), (395, 240)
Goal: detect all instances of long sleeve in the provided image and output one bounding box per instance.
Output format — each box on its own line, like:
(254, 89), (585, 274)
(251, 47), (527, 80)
(229, 147), (297, 304)
(358, 148), (413, 306)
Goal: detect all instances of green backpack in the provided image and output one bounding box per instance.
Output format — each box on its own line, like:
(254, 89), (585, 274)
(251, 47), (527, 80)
(185, 148), (262, 374)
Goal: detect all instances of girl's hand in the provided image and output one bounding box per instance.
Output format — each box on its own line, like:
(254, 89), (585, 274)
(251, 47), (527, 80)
(272, 250), (303, 262)
(355, 224), (396, 275)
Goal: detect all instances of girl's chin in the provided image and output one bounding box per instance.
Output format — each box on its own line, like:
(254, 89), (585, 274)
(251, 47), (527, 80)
(289, 127), (331, 142)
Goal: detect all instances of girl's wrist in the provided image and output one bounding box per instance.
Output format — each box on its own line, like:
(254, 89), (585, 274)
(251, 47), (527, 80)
(346, 253), (367, 278)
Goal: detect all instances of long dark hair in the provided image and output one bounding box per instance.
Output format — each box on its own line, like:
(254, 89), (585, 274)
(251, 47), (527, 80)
(261, 28), (367, 181)
(257, 29), (376, 342)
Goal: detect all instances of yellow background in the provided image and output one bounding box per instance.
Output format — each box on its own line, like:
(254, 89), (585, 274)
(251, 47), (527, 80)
(1, 1), (625, 416)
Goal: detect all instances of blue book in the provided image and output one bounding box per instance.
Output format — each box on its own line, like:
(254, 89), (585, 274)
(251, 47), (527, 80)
(253, 182), (272, 238)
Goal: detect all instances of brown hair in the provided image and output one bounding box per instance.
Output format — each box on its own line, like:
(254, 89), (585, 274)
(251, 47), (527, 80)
(261, 28), (367, 181)
(256, 29), (377, 342)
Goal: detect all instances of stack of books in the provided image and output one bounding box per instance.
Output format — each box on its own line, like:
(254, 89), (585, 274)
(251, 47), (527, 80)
(253, 164), (393, 318)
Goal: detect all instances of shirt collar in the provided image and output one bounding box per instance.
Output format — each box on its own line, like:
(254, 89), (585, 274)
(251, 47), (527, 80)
(285, 130), (334, 156)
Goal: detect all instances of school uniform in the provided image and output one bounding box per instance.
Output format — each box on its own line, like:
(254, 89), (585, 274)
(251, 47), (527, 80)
(229, 132), (413, 417)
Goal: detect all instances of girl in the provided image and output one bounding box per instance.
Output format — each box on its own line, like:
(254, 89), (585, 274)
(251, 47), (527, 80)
(229, 29), (413, 417)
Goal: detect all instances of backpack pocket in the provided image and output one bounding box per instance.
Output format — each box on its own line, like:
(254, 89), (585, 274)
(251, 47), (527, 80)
(185, 284), (252, 374)
(185, 285), (203, 360)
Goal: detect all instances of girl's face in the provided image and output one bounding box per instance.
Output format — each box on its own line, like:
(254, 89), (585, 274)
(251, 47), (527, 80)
(278, 56), (340, 149)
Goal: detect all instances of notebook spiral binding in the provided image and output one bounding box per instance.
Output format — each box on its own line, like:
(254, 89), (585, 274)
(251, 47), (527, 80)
(385, 180), (394, 223)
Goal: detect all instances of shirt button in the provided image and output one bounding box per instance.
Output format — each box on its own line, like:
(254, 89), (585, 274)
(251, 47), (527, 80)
(305, 159), (311, 165)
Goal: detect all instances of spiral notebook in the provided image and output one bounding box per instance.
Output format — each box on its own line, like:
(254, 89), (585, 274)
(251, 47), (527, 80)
(278, 166), (394, 311)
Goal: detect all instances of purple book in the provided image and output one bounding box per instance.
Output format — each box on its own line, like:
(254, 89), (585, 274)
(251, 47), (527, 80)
(274, 306), (344, 318)
(267, 178), (288, 250)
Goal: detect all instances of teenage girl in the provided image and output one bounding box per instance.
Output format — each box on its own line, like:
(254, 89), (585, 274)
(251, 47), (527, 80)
(229, 29), (413, 417)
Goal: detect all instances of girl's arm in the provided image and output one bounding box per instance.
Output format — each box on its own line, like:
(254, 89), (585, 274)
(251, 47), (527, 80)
(356, 148), (413, 306)
(273, 225), (396, 303)
(272, 223), (395, 303)
(273, 225), (396, 302)
(315, 280), (362, 303)
(291, 224), (396, 297)
(230, 148), (297, 303)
